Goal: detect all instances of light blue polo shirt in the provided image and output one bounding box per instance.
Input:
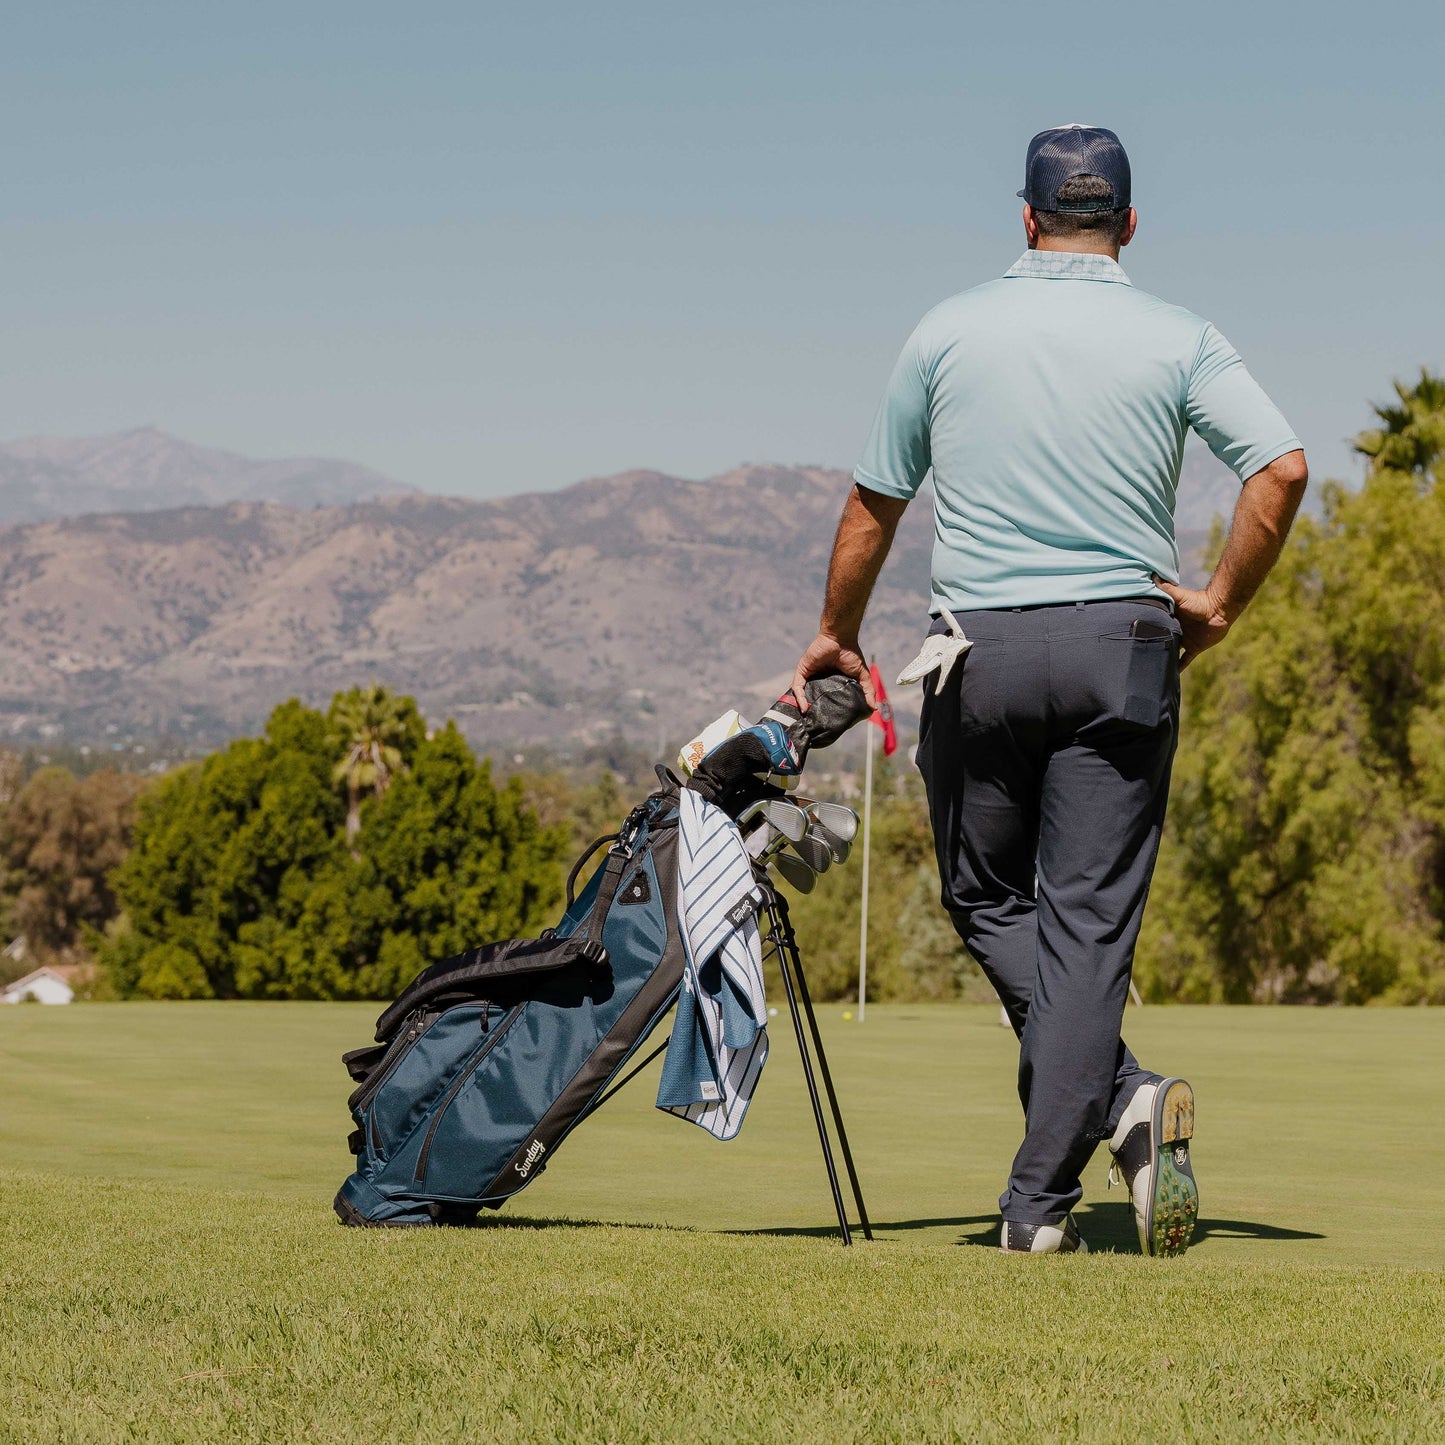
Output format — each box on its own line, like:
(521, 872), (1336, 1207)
(854, 250), (1301, 612)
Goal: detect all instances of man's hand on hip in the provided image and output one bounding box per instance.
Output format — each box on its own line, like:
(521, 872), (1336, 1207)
(1152, 580), (1229, 671)
(1154, 449), (1308, 672)
(790, 633), (876, 710)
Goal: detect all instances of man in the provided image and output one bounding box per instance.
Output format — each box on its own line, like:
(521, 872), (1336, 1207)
(790, 126), (1307, 1256)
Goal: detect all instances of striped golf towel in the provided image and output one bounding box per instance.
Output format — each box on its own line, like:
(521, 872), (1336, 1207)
(655, 787), (768, 1140)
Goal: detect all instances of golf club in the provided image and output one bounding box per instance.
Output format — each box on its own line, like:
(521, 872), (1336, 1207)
(735, 797), (774, 835)
(802, 799), (860, 844)
(774, 849), (816, 893)
(790, 833), (832, 874)
(806, 819), (850, 865)
(747, 818), (793, 868)
(760, 797), (809, 842)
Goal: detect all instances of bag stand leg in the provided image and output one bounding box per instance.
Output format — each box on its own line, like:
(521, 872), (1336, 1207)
(762, 887), (873, 1246)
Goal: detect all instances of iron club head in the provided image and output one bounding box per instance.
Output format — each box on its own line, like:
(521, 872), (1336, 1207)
(760, 798), (809, 843)
(735, 799), (768, 829)
(803, 800), (859, 844)
(774, 849), (816, 894)
(790, 833), (832, 874)
(808, 821), (850, 865)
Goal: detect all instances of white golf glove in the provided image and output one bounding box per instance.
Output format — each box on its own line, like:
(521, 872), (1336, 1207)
(896, 609), (973, 695)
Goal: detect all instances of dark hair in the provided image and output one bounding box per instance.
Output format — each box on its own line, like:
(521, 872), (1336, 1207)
(1033, 174), (1130, 244)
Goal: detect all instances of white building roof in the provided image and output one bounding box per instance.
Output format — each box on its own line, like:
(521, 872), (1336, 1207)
(1, 966), (76, 1005)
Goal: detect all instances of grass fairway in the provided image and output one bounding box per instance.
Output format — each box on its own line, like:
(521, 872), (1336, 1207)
(2, 1003), (1443, 1441)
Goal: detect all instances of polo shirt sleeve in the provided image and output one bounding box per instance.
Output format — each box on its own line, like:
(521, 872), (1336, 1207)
(1186, 323), (1302, 482)
(853, 327), (931, 500)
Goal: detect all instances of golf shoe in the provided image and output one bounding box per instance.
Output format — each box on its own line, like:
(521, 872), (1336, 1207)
(1108, 1077), (1198, 1257)
(999, 1216), (1088, 1254)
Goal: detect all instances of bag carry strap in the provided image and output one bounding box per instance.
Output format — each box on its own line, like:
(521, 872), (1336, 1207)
(568, 795), (658, 931)
(582, 849), (633, 945)
(374, 935), (608, 1041)
(566, 832), (619, 909)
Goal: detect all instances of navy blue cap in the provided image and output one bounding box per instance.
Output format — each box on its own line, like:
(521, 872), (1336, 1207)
(1018, 125), (1131, 212)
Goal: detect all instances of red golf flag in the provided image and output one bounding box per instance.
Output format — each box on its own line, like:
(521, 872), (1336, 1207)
(868, 663), (897, 756)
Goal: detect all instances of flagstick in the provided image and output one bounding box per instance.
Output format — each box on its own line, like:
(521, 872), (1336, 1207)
(858, 716), (874, 1023)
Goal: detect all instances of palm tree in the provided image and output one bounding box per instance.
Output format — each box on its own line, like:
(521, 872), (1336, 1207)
(329, 684), (411, 843)
(1354, 368), (1445, 479)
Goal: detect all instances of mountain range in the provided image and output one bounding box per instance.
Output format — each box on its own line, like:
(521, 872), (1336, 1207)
(0, 428), (411, 525)
(0, 432), (1240, 754)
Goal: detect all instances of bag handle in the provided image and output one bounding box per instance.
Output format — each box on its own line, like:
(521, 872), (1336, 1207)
(565, 795), (660, 911)
(566, 833), (619, 910)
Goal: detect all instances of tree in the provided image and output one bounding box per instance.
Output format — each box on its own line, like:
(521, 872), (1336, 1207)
(101, 700), (347, 998)
(100, 694), (565, 1000)
(781, 765), (992, 1003)
(0, 767), (145, 963)
(343, 724), (567, 997)
(1136, 369), (1445, 1003)
(328, 685), (425, 842)
(0, 747), (22, 808)
(1354, 368), (1445, 478)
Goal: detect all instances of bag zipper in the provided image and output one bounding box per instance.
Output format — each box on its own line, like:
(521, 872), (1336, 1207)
(350, 1010), (438, 1114)
(413, 1003), (524, 1185)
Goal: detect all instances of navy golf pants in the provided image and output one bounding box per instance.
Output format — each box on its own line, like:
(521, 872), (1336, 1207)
(916, 599), (1180, 1225)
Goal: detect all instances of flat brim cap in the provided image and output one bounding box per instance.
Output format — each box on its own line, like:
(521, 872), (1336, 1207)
(1018, 125), (1131, 211)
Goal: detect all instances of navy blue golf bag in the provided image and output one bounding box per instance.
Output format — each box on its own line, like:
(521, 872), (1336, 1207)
(334, 784), (685, 1227)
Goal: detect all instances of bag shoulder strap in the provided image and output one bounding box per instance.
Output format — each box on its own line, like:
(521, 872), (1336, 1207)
(582, 849), (632, 944)
(374, 934), (607, 1041)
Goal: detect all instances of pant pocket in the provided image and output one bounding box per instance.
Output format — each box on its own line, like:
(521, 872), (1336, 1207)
(956, 643), (997, 735)
(1103, 635), (1175, 728)
(918, 685), (936, 750)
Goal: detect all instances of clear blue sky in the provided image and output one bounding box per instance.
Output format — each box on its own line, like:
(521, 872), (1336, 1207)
(3, 2), (1440, 496)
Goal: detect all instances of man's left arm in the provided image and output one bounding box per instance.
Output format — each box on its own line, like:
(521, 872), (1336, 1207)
(1156, 449), (1308, 667)
(1160, 323), (1308, 666)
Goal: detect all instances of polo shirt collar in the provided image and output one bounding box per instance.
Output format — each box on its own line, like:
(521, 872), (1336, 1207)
(1003, 250), (1132, 286)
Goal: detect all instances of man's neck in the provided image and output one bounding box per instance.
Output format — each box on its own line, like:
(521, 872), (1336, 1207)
(1032, 237), (1121, 261)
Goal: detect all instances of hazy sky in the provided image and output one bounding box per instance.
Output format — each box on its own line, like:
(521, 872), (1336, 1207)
(4, 3), (1441, 497)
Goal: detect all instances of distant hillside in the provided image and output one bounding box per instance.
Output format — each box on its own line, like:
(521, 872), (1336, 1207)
(1175, 443), (1244, 540)
(0, 428), (412, 525)
(0, 448), (1241, 753)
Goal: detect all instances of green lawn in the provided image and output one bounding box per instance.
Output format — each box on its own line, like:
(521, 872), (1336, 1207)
(2, 1002), (1443, 1441)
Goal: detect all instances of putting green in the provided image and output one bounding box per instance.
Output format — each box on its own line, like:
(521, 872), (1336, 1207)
(3, 1004), (1443, 1442)
(2, 1002), (1440, 1266)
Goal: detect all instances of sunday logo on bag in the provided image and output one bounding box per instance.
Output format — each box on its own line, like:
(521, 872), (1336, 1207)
(514, 1139), (546, 1178)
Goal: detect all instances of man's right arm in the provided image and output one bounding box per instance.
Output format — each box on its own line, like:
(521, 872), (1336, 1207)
(1156, 448), (1308, 668)
(790, 324), (932, 707)
(790, 484), (911, 707)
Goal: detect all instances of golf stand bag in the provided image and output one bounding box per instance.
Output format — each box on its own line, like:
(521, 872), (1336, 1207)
(335, 677), (873, 1243)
